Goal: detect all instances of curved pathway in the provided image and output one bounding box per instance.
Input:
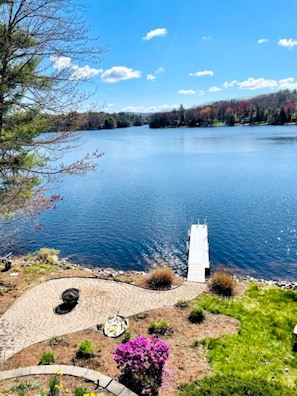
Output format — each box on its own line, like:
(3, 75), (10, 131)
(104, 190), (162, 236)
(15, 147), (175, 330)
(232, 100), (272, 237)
(0, 277), (206, 362)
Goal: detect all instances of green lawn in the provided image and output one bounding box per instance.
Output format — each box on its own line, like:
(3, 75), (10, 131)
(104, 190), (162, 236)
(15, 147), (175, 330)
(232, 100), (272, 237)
(178, 283), (297, 395)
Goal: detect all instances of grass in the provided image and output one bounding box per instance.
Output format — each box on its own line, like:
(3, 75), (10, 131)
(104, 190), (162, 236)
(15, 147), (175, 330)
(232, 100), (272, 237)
(144, 266), (175, 290)
(193, 283), (297, 388)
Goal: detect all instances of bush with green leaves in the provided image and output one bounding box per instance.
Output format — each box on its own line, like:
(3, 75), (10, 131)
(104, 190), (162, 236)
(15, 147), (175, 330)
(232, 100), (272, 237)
(76, 339), (94, 358)
(188, 307), (205, 323)
(175, 299), (190, 309)
(148, 320), (172, 335)
(74, 386), (89, 396)
(178, 374), (296, 395)
(122, 331), (131, 343)
(40, 350), (55, 365)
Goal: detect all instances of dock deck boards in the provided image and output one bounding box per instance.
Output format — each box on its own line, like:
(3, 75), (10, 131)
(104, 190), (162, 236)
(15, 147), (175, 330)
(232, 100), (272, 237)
(187, 223), (210, 283)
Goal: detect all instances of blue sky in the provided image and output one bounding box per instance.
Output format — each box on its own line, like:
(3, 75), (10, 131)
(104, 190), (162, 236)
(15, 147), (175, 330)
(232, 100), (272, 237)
(56, 0), (297, 113)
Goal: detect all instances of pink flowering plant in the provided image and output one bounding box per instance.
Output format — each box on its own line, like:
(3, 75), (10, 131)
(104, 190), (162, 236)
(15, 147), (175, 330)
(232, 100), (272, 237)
(113, 335), (170, 395)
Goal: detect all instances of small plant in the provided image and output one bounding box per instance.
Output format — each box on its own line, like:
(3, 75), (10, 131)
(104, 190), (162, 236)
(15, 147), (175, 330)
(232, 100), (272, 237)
(113, 335), (170, 396)
(49, 335), (65, 347)
(133, 311), (148, 321)
(87, 263), (93, 269)
(149, 320), (172, 335)
(77, 339), (94, 358)
(74, 386), (89, 396)
(209, 269), (235, 297)
(122, 331), (131, 343)
(189, 339), (200, 348)
(175, 299), (189, 309)
(6, 380), (40, 395)
(188, 307), (205, 323)
(48, 375), (60, 396)
(40, 350), (55, 365)
(145, 266), (174, 290)
(37, 248), (60, 264)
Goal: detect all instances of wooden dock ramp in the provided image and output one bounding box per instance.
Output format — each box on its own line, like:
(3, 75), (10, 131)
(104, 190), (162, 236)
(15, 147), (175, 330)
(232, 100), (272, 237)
(187, 223), (210, 283)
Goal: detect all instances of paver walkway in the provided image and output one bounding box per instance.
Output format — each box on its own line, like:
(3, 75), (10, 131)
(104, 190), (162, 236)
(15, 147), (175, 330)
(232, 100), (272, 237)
(0, 277), (206, 362)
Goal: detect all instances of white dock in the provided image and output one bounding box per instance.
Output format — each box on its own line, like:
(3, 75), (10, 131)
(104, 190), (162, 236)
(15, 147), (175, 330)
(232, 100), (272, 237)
(187, 223), (210, 283)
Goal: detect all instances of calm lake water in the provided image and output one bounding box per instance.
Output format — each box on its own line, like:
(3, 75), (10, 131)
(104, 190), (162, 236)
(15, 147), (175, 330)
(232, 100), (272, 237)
(11, 125), (297, 280)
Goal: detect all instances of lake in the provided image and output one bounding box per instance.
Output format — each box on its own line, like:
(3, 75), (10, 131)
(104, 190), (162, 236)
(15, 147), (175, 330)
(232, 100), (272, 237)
(10, 125), (297, 280)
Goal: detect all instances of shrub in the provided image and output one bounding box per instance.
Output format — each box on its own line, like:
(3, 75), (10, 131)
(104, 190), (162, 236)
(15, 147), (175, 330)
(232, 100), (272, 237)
(74, 386), (89, 396)
(5, 380), (40, 394)
(145, 267), (174, 290)
(37, 248), (60, 264)
(209, 270), (235, 297)
(177, 374), (297, 395)
(40, 350), (55, 365)
(113, 335), (170, 396)
(76, 339), (94, 358)
(122, 331), (131, 343)
(188, 307), (205, 323)
(49, 335), (65, 347)
(149, 320), (172, 335)
(175, 299), (190, 309)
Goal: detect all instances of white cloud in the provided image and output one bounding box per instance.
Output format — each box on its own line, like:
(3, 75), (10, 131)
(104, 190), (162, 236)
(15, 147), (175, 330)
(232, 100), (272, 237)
(155, 67), (164, 74)
(223, 80), (238, 88)
(101, 66), (141, 83)
(189, 70), (214, 77)
(278, 38), (297, 47)
(142, 28), (168, 41)
(51, 56), (102, 80)
(122, 104), (179, 113)
(202, 35), (211, 40)
(278, 77), (297, 90)
(51, 56), (72, 70)
(147, 74), (156, 81)
(208, 86), (222, 92)
(258, 38), (269, 44)
(70, 65), (103, 80)
(178, 89), (197, 95)
(238, 77), (278, 90)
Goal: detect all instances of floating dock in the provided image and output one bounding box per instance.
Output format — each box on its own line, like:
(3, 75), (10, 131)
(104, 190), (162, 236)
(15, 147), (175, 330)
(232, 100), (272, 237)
(187, 222), (210, 283)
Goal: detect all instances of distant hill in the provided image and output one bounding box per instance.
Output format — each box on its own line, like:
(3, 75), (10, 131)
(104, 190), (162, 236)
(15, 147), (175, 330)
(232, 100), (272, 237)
(149, 90), (297, 128)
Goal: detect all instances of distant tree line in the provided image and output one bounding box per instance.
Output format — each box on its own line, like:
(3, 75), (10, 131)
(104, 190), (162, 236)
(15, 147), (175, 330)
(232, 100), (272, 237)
(46, 111), (148, 131)
(149, 90), (297, 128)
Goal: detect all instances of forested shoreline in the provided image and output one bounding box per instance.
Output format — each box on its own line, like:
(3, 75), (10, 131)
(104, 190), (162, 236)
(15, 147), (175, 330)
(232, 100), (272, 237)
(41, 90), (297, 132)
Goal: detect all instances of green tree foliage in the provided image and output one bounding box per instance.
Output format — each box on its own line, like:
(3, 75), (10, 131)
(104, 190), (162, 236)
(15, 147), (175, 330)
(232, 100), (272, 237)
(0, 0), (106, 229)
(149, 90), (297, 128)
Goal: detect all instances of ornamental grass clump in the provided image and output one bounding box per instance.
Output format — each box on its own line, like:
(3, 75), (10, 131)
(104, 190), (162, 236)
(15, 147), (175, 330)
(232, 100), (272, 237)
(113, 335), (170, 395)
(145, 267), (174, 290)
(209, 269), (235, 297)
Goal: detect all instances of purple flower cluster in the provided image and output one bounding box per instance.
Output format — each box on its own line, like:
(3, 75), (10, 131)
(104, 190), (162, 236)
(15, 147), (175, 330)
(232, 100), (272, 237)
(113, 335), (170, 395)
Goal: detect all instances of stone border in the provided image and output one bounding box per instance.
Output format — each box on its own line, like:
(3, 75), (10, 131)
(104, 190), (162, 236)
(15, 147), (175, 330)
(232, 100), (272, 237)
(0, 364), (137, 396)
